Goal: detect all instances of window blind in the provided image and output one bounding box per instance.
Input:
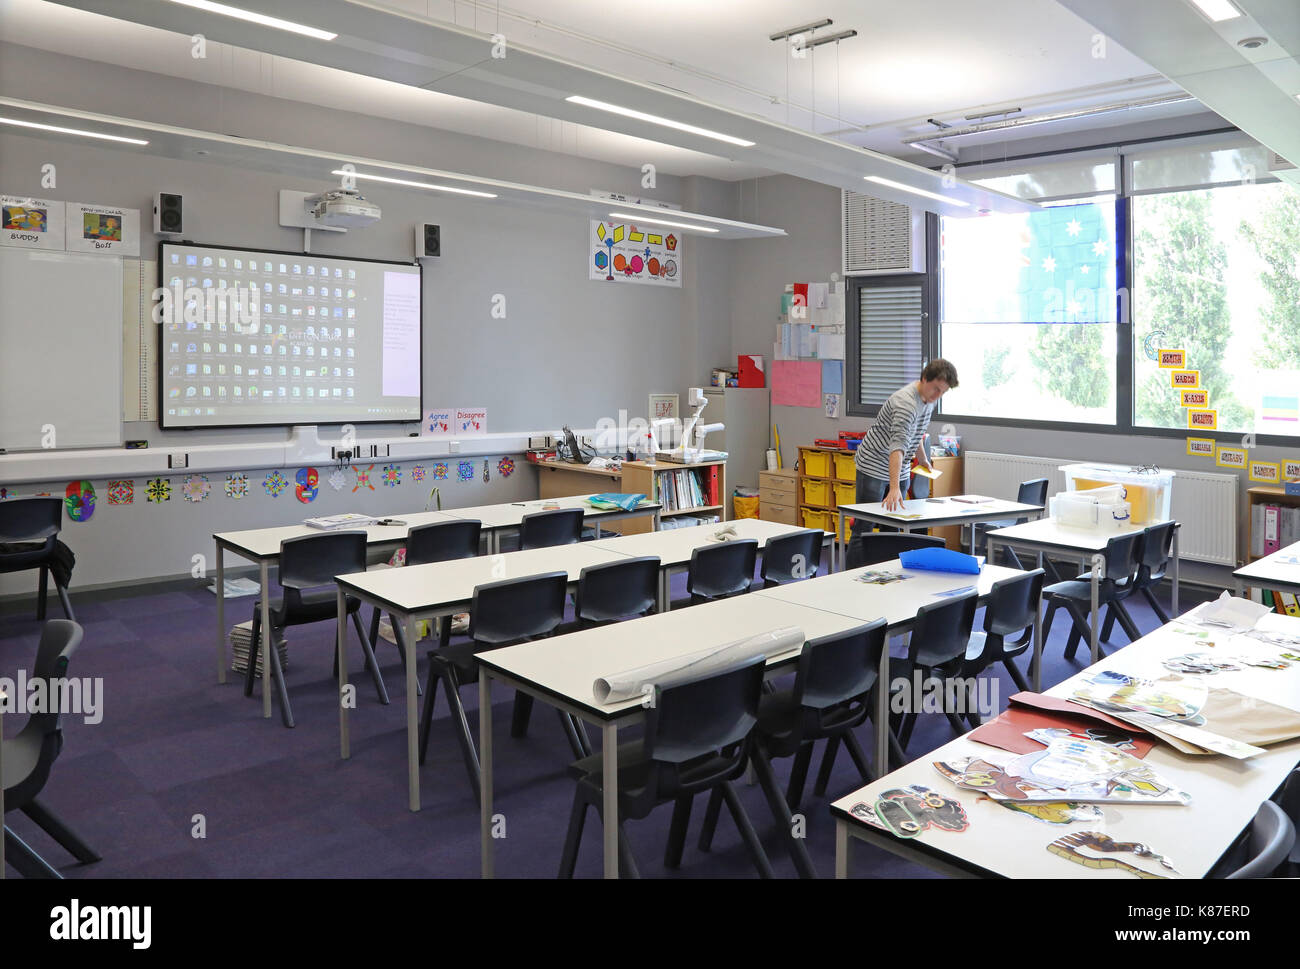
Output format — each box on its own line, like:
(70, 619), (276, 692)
(859, 284), (923, 406)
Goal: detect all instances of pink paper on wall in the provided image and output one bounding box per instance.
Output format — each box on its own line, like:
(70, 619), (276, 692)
(772, 360), (823, 408)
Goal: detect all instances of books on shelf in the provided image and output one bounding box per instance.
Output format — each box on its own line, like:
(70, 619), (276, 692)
(304, 513), (374, 530)
(653, 466), (718, 513)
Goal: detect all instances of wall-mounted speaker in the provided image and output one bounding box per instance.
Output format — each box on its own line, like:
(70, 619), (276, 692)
(154, 193), (183, 235)
(416, 222), (440, 259)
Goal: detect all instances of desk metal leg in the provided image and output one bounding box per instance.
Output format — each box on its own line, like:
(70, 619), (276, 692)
(260, 561), (273, 719)
(835, 820), (849, 879)
(338, 587), (350, 760)
(480, 668), (494, 878)
(405, 613), (421, 812)
(602, 721), (619, 879)
(875, 640), (891, 774)
(215, 540), (226, 684)
(1172, 527), (1181, 617)
(1032, 593), (1043, 692)
(836, 511), (845, 572)
(1090, 557), (1101, 665)
(653, 509), (661, 532)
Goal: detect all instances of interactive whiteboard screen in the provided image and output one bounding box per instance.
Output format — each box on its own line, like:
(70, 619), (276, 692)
(158, 242), (421, 429)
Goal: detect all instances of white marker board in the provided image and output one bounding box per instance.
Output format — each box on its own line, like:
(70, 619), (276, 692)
(0, 247), (123, 451)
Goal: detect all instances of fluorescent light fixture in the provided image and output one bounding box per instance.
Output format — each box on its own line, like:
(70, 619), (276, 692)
(0, 115), (149, 144)
(331, 170), (497, 198)
(864, 175), (970, 208)
(1185, 0), (1241, 21)
(608, 211), (720, 233)
(566, 96), (755, 148)
(161, 0), (337, 40)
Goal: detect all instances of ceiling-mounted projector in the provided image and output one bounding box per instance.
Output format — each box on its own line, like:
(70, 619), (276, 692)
(304, 188), (381, 227)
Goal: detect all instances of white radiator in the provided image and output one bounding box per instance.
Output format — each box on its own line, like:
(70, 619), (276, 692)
(965, 451), (1238, 566)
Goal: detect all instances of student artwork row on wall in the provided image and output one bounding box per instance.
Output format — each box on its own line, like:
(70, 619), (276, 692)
(0, 458), (519, 523)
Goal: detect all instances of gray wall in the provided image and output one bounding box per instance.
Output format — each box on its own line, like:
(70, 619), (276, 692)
(0, 43), (743, 590)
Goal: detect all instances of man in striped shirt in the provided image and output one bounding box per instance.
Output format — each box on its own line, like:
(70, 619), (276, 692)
(851, 359), (959, 560)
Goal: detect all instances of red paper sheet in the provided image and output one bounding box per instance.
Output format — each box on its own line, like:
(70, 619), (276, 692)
(968, 692), (1156, 758)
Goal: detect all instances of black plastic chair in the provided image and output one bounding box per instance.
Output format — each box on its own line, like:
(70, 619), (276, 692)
(1217, 800), (1296, 878)
(1275, 769), (1300, 877)
(574, 556), (660, 627)
(243, 531), (388, 728)
(3, 620), (99, 879)
(961, 569), (1046, 695)
(974, 478), (1048, 568)
(369, 519), (483, 680)
(417, 571), (579, 800)
(1043, 531), (1144, 662)
(684, 538), (759, 605)
(1101, 521), (1177, 639)
(895, 590), (980, 749)
(558, 654), (772, 878)
(855, 532), (945, 567)
(519, 508), (585, 550)
(0, 497), (75, 622)
(696, 619), (893, 878)
(759, 529), (824, 587)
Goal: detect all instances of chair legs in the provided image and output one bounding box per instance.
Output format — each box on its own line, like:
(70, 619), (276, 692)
(37, 564), (48, 621)
(366, 608), (420, 696)
(558, 796), (640, 878)
(3, 825), (62, 879)
(55, 581), (75, 621)
(664, 796), (692, 869)
(1003, 657), (1031, 693)
(351, 610), (390, 706)
(749, 746), (817, 878)
(786, 744), (814, 810)
(510, 693), (534, 738)
(22, 798), (100, 864)
(1142, 587), (1171, 625)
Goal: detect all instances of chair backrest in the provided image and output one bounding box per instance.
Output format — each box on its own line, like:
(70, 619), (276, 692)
(790, 619), (888, 740)
(469, 571), (569, 645)
(1100, 531), (1144, 595)
(908, 590), (979, 672)
(686, 539), (758, 600)
(858, 532), (944, 566)
(519, 508), (585, 550)
(278, 531), (368, 590)
(0, 496), (63, 546)
(1015, 478), (1049, 524)
(983, 569), (1046, 639)
(576, 556), (660, 624)
(759, 529), (823, 586)
(1136, 520), (1176, 585)
(1225, 800), (1296, 878)
(641, 654), (766, 801)
(405, 519), (482, 566)
(24, 619), (84, 738)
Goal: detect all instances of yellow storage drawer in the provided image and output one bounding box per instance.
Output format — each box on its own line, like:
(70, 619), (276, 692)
(801, 507), (832, 532)
(799, 448), (831, 478)
(801, 478), (831, 506)
(833, 452), (857, 482)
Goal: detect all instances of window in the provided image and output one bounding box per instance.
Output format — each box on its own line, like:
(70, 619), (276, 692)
(1132, 180), (1300, 438)
(849, 278), (926, 413)
(937, 198), (1119, 426)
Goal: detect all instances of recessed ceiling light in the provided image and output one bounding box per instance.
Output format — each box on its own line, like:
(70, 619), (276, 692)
(1186, 0), (1241, 22)
(0, 116), (149, 145)
(161, 0), (337, 40)
(566, 96), (755, 148)
(864, 175), (970, 208)
(330, 170), (497, 197)
(608, 211), (720, 233)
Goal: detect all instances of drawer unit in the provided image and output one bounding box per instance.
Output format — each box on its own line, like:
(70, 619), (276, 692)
(833, 452), (857, 482)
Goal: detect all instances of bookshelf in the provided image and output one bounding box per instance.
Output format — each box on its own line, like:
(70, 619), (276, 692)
(1246, 486), (1300, 564)
(621, 459), (726, 535)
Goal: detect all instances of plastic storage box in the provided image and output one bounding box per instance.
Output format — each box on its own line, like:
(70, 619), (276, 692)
(1059, 463), (1174, 526)
(802, 478), (831, 506)
(1051, 486), (1133, 531)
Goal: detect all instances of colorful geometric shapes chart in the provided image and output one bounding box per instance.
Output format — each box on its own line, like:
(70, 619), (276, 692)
(225, 474), (249, 499)
(456, 460), (474, 482)
(497, 456), (515, 478)
(328, 468), (347, 492)
(295, 467), (319, 503)
(64, 480), (96, 522)
(182, 474), (211, 503)
(107, 480), (134, 505)
(146, 477), (171, 503)
(593, 251), (608, 270)
(432, 463), (449, 480)
(410, 464), (427, 482)
(263, 470), (289, 497)
(353, 464), (375, 492)
(382, 463), (401, 487)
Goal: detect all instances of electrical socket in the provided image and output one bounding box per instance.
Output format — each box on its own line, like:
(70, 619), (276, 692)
(168, 453), (189, 469)
(449, 441), (461, 454)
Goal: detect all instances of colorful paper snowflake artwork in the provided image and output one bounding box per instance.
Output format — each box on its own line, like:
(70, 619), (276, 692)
(263, 470), (289, 498)
(410, 464), (426, 482)
(432, 463), (449, 480)
(146, 477), (171, 503)
(497, 457), (515, 478)
(457, 461), (474, 482)
(182, 474), (211, 503)
(328, 468), (347, 492)
(0, 487), (9, 500)
(107, 480), (134, 505)
(353, 464), (375, 492)
(295, 467), (319, 503)
(382, 463), (401, 487)
(225, 474), (249, 499)
(64, 480), (96, 522)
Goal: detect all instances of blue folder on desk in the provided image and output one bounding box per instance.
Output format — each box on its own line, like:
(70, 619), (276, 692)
(898, 547), (981, 575)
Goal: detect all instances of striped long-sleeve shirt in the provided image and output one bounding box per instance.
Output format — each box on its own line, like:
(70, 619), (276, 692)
(854, 383), (934, 483)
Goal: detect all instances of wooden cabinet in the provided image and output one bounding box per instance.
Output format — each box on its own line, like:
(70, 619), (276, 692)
(759, 469), (798, 525)
(920, 455), (964, 550)
(620, 459), (726, 534)
(1246, 486), (1300, 564)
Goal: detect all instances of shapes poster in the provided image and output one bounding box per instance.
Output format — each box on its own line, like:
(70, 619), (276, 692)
(589, 192), (682, 288)
(64, 202), (139, 256)
(1, 195), (65, 251)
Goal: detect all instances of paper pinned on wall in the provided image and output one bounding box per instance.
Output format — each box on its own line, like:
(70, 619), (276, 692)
(824, 393), (844, 418)
(817, 330), (845, 360)
(822, 359), (844, 395)
(809, 282), (829, 309)
(772, 360), (823, 408)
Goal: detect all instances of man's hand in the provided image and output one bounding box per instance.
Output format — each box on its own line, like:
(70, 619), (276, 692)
(883, 485), (904, 511)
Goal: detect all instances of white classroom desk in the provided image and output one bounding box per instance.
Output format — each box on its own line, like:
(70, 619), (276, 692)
(985, 518), (1181, 678)
(334, 542), (631, 811)
(438, 494), (662, 553)
(756, 561), (1026, 775)
(476, 593), (867, 878)
(1234, 541), (1300, 600)
(837, 497), (1043, 566)
(831, 608), (1300, 879)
